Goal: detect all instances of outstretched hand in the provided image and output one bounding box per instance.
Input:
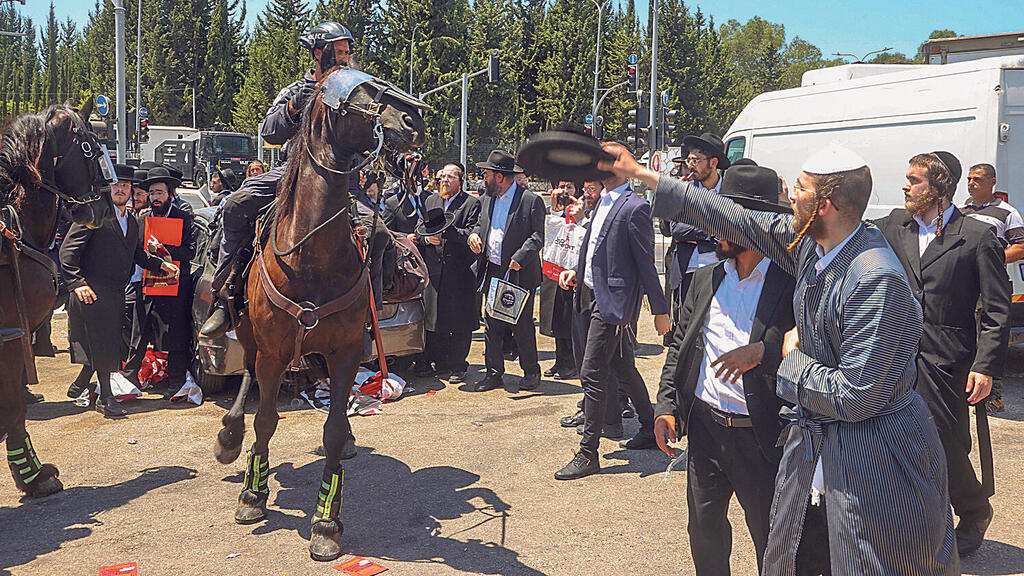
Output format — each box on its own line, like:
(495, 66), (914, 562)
(597, 143), (662, 190)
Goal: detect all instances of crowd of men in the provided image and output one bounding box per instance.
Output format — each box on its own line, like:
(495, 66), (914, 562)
(19, 18), (1024, 576)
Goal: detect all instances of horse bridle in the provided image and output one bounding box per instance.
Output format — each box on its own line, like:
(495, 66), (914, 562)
(40, 118), (115, 207)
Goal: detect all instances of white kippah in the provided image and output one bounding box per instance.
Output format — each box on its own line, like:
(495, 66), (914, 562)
(801, 143), (867, 175)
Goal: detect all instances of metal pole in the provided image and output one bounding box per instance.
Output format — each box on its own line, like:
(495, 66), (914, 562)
(590, 0), (608, 121)
(460, 71), (468, 172)
(191, 86), (196, 129)
(409, 26), (415, 94)
(649, 0), (658, 158)
(135, 0), (141, 156)
(112, 0), (127, 162)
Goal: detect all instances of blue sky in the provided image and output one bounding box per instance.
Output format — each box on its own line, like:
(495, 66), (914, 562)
(20, 0), (1024, 61)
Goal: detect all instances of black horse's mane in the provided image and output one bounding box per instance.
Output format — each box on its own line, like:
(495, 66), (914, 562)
(275, 91), (318, 218)
(0, 104), (71, 209)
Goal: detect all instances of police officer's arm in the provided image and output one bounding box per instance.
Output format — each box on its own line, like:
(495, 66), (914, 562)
(261, 82), (303, 146)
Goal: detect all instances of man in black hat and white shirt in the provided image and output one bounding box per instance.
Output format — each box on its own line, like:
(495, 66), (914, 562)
(416, 162), (481, 383)
(468, 149), (546, 392)
(662, 133), (730, 332)
(121, 166), (198, 397)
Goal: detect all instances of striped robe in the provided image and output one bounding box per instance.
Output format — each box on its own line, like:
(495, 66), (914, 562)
(652, 177), (958, 576)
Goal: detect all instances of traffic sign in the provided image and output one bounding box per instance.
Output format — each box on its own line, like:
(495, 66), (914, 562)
(585, 113), (594, 124)
(139, 107), (148, 118)
(96, 94), (109, 116)
(661, 89), (669, 106)
(651, 153), (661, 172)
(628, 53), (638, 65)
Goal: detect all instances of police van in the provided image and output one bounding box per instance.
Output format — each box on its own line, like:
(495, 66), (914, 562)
(722, 54), (1024, 330)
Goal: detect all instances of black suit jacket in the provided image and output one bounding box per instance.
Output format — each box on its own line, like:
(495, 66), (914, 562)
(61, 211), (163, 292)
(875, 207), (1010, 386)
(655, 259), (795, 462)
(418, 191), (482, 333)
(472, 183), (546, 291)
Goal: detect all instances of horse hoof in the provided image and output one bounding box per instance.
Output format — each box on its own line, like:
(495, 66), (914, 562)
(215, 423), (244, 464)
(340, 439), (357, 461)
(309, 519), (344, 562)
(25, 476), (63, 498)
(215, 440), (243, 465)
(235, 490), (267, 525)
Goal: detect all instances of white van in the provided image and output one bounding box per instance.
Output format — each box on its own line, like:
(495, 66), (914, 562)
(722, 55), (1024, 314)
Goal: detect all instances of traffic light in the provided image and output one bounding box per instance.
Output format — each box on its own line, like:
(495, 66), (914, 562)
(655, 108), (679, 149)
(139, 117), (149, 143)
(627, 106), (650, 151)
(593, 115), (604, 140)
(487, 50), (500, 84)
(626, 63), (638, 93)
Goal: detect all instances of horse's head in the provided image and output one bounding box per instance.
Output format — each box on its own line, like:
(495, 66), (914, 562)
(314, 68), (429, 162)
(43, 98), (115, 228)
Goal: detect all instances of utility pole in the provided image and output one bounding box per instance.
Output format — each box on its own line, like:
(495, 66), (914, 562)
(648, 0), (658, 158)
(191, 86), (196, 129)
(589, 0), (610, 122)
(112, 0), (127, 162)
(135, 0), (141, 156)
(409, 22), (424, 94)
(460, 72), (468, 171)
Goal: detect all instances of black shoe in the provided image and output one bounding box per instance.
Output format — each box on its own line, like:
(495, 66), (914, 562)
(554, 452), (599, 480)
(448, 371), (467, 384)
(520, 373), (541, 391)
(619, 432), (658, 450)
(560, 410), (585, 428)
(95, 397), (128, 418)
(32, 342), (57, 357)
(200, 303), (230, 338)
(471, 375), (503, 392)
(412, 362), (435, 377)
(555, 369), (578, 380)
(67, 379), (95, 399)
(576, 423), (624, 439)
(956, 502), (993, 556)
(621, 400), (636, 419)
(543, 365), (560, 377)
(23, 386), (44, 404)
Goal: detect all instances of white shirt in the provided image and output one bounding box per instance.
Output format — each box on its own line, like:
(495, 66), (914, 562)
(486, 181), (516, 265)
(114, 205), (129, 236)
(685, 176), (723, 274)
(695, 257), (771, 414)
(443, 193), (459, 211)
(583, 182), (628, 289)
(913, 204), (956, 256)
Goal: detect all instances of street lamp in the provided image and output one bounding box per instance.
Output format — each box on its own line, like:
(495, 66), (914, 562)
(409, 22), (425, 94)
(589, 0), (611, 121)
(832, 47), (894, 63)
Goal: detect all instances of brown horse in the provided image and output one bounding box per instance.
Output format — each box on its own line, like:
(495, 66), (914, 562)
(213, 68), (427, 560)
(1, 99), (115, 497)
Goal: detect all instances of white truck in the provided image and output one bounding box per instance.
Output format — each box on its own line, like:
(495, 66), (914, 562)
(140, 125), (199, 162)
(721, 55), (1024, 324)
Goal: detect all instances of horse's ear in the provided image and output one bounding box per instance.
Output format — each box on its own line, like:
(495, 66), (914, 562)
(78, 95), (94, 122)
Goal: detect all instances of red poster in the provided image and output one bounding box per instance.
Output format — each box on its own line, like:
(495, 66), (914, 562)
(99, 563), (138, 576)
(144, 216), (182, 247)
(335, 557), (388, 575)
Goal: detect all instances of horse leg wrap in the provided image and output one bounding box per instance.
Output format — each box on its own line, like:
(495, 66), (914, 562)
(312, 466), (344, 524)
(242, 449), (270, 495)
(7, 434), (57, 491)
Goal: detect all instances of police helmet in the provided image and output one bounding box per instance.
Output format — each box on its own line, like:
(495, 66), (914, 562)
(300, 22), (354, 54)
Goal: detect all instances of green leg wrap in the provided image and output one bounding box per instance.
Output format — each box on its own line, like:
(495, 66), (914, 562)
(312, 466), (344, 523)
(243, 450), (270, 495)
(7, 434), (47, 488)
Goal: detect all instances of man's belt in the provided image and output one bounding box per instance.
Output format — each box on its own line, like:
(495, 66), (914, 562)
(697, 399), (752, 428)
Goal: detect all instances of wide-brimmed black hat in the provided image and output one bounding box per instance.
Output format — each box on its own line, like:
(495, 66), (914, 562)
(416, 206), (455, 236)
(140, 161), (184, 182)
(517, 128), (613, 182)
(131, 168), (149, 184)
(141, 166), (182, 190)
(213, 167), (239, 192)
(720, 164), (791, 214)
(475, 149), (524, 174)
(680, 133), (731, 170)
(113, 163), (135, 182)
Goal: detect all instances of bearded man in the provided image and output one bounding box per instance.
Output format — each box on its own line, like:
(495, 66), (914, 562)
(875, 151), (1009, 557)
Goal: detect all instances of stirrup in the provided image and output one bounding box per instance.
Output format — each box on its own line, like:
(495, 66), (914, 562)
(0, 327), (24, 343)
(200, 304), (231, 338)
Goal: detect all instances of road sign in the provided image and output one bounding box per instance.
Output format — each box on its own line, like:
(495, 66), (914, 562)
(96, 94), (109, 116)
(585, 113), (594, 124)
(651, 152), (661, 172)
(661, 89), (669, 106)
(628, 53), (638, 65)
(139, 107), (148, 118)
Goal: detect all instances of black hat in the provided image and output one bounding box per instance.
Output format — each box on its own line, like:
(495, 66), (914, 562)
(719, 164), (791, 214)
(681, 133), (731, 170)
(131, 168), (149, 184)
(141, 166), (182, 190)
(113, 163), (135, 182)
(213, 167), (238, 192)
(475, 149), (524, 174)
(416, 206), (455, 236)
(164, 165), (184, 181)
(139, 161), (161, 170)
(731, 158), (758, 167)
(517, 128), (613, 182)
(930, 151), (962, 186)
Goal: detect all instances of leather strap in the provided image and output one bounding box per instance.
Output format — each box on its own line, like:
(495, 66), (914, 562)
(255, 250), (368, 365)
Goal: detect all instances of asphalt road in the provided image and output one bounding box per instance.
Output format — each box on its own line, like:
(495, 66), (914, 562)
(2, 313), (1024, 575)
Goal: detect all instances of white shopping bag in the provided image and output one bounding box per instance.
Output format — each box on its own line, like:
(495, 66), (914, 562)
(542, 215), (586, 280)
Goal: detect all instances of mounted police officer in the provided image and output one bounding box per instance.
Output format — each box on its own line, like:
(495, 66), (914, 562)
(201, 21), (354, 337)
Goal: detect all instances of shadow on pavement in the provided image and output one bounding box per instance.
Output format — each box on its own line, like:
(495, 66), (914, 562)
(961, 539), (1024, 575)
(0, 466), (198, 575)
(27, 396), (201, 422)
(222, 447), (549, 575)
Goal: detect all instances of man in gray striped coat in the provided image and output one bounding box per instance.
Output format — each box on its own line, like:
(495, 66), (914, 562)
(598, 143), (957, 575)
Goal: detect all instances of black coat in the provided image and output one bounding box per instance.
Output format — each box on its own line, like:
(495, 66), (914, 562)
(61, 211), (163, 371)
(655, 259), (795, 463)
(874, 208), (1010, 438)
(417, 191), (482, 333)
(384, 189), (426, 235)
(132, 204), (198, 352)
(472, 183), (546, 291)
